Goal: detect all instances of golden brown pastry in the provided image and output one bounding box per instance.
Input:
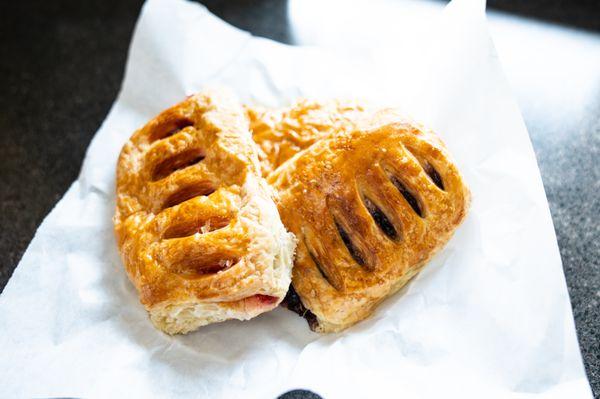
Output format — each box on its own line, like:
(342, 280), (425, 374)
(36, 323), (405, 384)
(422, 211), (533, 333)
(114, 90), (295, 334)
(247, 99), (368, 177)
(269, 117), (470, 332)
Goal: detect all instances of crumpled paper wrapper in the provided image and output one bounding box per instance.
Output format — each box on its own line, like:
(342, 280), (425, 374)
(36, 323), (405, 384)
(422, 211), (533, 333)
(0, 0), (592, 397)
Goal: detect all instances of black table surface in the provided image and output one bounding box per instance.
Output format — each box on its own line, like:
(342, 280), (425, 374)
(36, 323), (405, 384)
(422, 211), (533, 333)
(1, 1), (598, 398)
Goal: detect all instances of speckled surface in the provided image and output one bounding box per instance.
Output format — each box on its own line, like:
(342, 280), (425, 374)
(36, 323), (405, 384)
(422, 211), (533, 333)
(533, 100), (600, 395)
(0, 0), (598, 397)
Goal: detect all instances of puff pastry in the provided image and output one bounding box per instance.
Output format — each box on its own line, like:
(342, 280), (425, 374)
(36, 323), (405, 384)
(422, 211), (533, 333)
(269, 116), (470, 332)
(114, 90), (295, 334)
(247, 99), (368, 177)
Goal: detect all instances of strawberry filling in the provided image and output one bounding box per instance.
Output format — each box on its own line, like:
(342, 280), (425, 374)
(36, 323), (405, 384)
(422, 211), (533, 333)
(252, 294), (278, 305)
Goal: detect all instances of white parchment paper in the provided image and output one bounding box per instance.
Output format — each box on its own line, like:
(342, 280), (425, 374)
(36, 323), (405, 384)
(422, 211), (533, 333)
(0, 0), (593, 397)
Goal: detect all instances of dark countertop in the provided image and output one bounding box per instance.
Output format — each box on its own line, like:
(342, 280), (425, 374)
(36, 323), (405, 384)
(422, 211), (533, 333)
(0, 1), (598, 397)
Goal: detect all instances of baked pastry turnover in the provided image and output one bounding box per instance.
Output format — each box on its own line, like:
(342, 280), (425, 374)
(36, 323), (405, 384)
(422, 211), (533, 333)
(269, 117), (470, 332)
(114, 90), (295, 334)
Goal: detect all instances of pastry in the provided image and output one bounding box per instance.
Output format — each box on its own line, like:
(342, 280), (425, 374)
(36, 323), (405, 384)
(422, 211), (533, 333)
(269, 116), (470, 332)
(114, 90), (296, 334)
(247, 99), (368, 177)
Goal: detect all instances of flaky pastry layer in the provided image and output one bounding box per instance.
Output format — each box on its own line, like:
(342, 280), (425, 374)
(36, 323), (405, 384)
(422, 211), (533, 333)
(269, 117), (470, 332)
(247, 99), (368, 177)
(114, 90), (295, 334)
